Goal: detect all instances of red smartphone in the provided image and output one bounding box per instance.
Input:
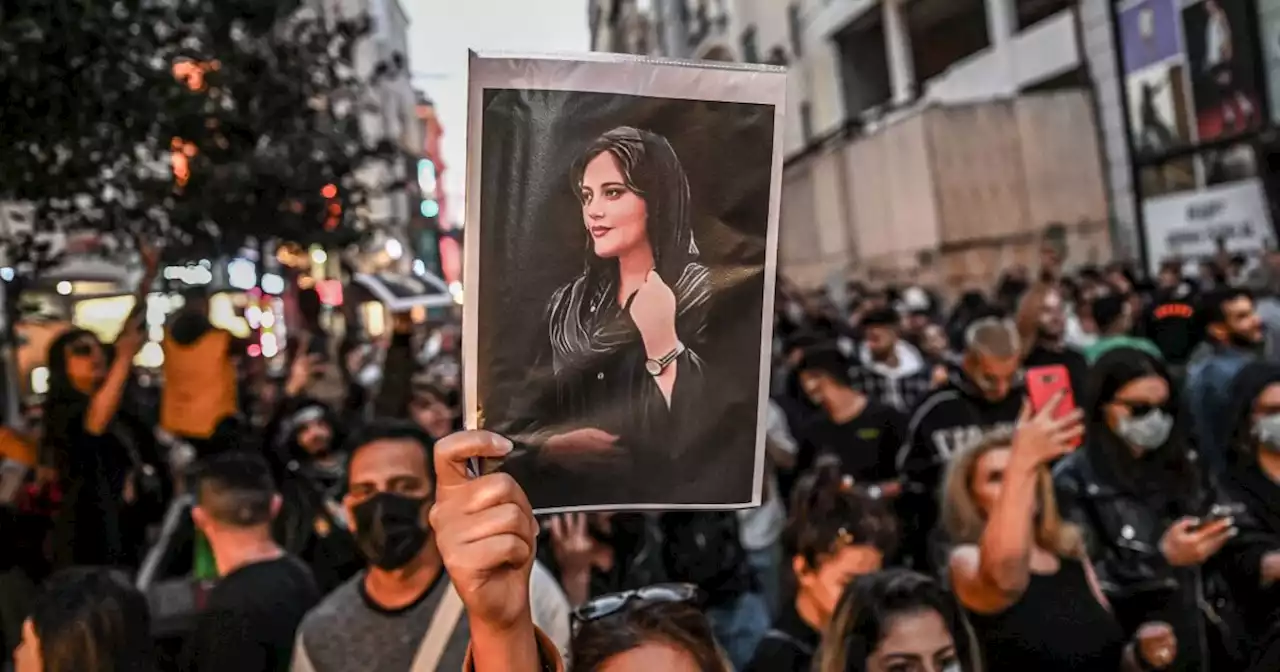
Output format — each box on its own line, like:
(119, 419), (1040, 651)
(1026, 365), (1080, 446)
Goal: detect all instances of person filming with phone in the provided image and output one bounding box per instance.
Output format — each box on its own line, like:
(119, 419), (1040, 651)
(943, 396), (1177, 671)
(1054, 348), (1246, 671)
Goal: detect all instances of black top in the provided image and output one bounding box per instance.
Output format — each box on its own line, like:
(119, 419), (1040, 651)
(744, 602), (820, 672)
(181, 554), (321, 672)
(966, 558), (1126, 672)
(48, 407), (140, 568)
(798, 402), (905, 485)
(1023, 344), (1090, 406)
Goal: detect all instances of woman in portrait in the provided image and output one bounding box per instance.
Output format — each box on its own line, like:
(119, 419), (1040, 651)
(508, 126), (716, 507)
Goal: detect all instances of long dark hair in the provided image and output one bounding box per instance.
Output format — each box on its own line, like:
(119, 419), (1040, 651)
(40, 328), (99, 472)
(1224, 362), (1280, 467)
(570, 126), (699, 287)
(28, 567), (154, 672)
(1084, 348), (1197, 493)
(818, 569), (974, 672)
(571, 600), (727, 672)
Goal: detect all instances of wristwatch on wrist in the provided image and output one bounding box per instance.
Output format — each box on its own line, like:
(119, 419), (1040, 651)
(645, 342), (686, 376)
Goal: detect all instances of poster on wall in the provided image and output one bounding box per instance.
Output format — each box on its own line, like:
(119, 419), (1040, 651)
(1142, 179), (1275, 273)
(1120, 0), (1193, 158)
(1181, 0), (1263, 143)
(1259, 0), (1280, 125)
(463, 52), (785, 512)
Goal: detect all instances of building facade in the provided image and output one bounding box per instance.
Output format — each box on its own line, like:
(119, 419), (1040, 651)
(591, 0), (1119, 292)
(1080, 0), (1278, 275)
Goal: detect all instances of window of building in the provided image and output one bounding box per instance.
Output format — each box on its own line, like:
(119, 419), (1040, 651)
(800, 101), (814, 143)
(788, 3), (804, 57)
(1016, 0), (1069, 32)
(740, 26), (760, 63)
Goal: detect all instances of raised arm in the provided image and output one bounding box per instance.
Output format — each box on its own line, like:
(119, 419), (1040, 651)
(85, 244), (158, 435)
(951, 396), (1083, 614)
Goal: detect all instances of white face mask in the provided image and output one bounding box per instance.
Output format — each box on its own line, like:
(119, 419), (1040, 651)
(1255, 413), (1280, 452)
(1117, 409), (1174, 451)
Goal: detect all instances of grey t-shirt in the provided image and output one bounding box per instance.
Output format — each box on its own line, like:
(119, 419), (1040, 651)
(291, 571), (469, 672)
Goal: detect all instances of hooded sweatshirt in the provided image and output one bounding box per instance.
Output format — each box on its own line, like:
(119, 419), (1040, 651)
(853, 341), (933, 414)
(897, 367), (1023, 569)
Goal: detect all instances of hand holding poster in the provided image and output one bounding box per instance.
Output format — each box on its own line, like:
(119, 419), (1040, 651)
(462, 52), (785, 512)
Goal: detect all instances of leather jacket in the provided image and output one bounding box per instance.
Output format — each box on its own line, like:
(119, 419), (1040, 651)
(1054, 446), (1243, 671)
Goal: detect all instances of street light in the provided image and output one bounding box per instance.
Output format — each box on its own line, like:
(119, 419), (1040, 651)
(56, 281), (72, 296)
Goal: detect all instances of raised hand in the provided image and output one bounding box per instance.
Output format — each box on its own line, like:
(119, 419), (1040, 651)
(1009, 393), (1084, 472)
(429, 431), (538, 632)
(115, 313), (146, 358)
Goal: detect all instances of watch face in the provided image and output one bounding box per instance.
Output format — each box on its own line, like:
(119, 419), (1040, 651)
(645, 360), (662, 376)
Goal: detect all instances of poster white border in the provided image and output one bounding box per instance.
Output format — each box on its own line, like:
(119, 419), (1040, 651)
(462, 51), (787, 512)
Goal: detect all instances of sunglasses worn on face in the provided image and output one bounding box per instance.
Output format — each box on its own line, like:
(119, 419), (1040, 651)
(1115, 400), (1172, 417)
(572, 583), (701, 624)
(69, 342), (98, 357)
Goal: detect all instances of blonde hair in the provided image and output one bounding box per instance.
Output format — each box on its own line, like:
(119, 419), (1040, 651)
(940, 429), (1085, 559)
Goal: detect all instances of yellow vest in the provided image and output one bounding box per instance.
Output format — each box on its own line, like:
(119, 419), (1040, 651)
(161, 329), (237, 438)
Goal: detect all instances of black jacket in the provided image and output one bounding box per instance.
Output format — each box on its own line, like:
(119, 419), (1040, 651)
(1054, 446), (1242, 671)
(899, 368), (1022, 570)
(1219, 462), (1280, 640)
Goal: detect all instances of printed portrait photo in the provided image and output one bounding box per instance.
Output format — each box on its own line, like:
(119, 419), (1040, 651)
(463, 54), (785, 512)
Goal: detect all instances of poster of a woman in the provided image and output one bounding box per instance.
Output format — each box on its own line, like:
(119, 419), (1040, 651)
(463, 53), (785, 512)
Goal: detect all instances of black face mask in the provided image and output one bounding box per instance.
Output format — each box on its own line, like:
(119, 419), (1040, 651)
(351, 492), (431, 571)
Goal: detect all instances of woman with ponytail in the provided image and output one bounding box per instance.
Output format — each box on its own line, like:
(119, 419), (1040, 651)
(745, 458), (897, 671)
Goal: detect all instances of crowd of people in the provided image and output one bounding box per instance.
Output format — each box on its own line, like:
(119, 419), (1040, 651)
(5, 244), (1280, 671)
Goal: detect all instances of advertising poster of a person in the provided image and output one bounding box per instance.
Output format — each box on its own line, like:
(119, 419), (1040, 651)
(462, 53), (785, 512)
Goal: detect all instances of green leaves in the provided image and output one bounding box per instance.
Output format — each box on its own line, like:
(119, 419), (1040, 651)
(0, 0), (407, 264)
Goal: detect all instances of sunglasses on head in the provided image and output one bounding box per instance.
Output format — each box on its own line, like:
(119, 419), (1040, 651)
(572, 583), (701, 624)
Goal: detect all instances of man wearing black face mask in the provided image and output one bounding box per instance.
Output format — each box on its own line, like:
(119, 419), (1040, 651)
(291, 420), (571, 671)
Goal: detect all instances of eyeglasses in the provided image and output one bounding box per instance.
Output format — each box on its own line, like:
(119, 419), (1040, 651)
(572, 583), (701, 624)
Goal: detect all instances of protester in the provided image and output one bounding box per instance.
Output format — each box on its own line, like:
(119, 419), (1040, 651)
(1217, 363), (1280, 643)
(570, 588), (730, 672)
(745, 460), (896, 672)
(292, 421), (569, 671)
(658, 511), (768, 670)
(266, 392), (362, 594)
(1055, 348), (1242, 671)
(428, 430), (562, 672)
(1016, 284), (1089, 399)
(942, 412), (1177, 671)
(1186, 287), (1265, 474)
(899, 317), (1023, 571)
(160, 287), (241, 458)
(795, 346), (905, 496)
(1141, 261), (1201, 371)
(181, 453), (320, 671)
(815, 569), (973, 672)
(736, 400), (798, 615)
(13, 568), (154, 672)
(851, 308), (933, 414)
(1084, 292), (1162, 363)
(41, 322), (158, 569)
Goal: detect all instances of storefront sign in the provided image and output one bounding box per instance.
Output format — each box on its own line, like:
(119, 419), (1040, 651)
(1142, 178), (1274, 273)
